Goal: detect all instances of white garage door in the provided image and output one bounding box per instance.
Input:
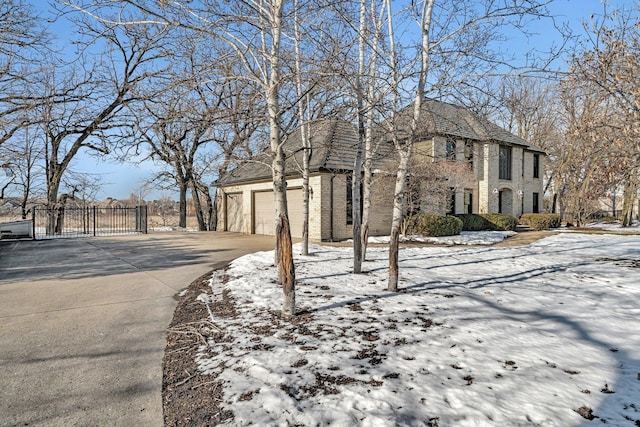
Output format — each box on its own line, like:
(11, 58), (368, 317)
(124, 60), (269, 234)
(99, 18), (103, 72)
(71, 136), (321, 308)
(225, 193), (243, 232)
(253, 189), (304, 238)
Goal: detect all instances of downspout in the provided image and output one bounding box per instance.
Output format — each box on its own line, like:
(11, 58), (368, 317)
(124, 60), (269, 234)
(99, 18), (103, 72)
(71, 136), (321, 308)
(330, 174), (335, 242)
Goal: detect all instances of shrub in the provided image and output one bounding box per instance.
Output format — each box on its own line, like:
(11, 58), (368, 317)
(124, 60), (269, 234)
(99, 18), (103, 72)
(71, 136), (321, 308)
(520, 213), (561, 230)
(482, 213), (519, 231)
(456, 213), (518, 231)
(406, 214), (463, 237)
(456, 214), (491, 231)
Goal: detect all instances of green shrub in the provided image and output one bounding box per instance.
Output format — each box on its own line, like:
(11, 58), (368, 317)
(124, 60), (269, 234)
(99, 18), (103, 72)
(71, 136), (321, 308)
(520, 213), (561, 230)
(406, 214), (463, 237)
(456, 213), (518, 231)
(482, 213), (519, 231)
(456, 214), (491, 231)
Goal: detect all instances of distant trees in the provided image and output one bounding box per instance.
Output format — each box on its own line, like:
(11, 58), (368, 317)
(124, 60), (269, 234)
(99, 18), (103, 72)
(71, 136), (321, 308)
(569, 6), (640, 226)
(0, 0), (48, 148)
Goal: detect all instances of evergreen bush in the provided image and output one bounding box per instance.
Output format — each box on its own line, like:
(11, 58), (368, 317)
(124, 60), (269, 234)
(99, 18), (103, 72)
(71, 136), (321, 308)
(520, 213), (561, 230)
(406, 214), (463, 237)
(456, 213), (518, 231)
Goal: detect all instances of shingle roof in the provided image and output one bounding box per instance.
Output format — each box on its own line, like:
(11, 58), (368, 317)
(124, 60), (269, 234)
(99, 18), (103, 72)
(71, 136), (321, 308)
(217, 100), (545, 186)
(389, 98), (546, 153)
(216, 118), (360, 185)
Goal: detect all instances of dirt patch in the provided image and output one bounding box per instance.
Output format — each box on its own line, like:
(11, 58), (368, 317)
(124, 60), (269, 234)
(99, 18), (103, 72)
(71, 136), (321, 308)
(494, 230), (554, 247)
(162, 272), (233, 426)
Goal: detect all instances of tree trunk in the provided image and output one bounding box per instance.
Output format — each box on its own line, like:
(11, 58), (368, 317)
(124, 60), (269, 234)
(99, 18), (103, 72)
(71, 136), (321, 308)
(190, 180), (207, 231)
(46, 168), (62, 235)
(352, 0), (366, 274)
(178, 180), (187, 228)
(277, 213), (295, 316)
(266, 0), (294, 316)
(388, 151), (411, 291)
(621, 172), (638, 227)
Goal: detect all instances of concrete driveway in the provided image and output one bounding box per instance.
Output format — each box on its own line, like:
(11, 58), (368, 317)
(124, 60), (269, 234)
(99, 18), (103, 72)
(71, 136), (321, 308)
(0, 231), (275, 426)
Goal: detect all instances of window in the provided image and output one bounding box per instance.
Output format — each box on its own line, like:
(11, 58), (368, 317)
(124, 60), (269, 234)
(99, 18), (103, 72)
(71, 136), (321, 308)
(446, 138), (456, 161)
(533, 154), (540, 178)
(533, 192), (540, 213)
(499, 145), (512, 180)
(464, 141), (473, 168)
(447, 187), (456, 214)
(464, 190), (473, 214)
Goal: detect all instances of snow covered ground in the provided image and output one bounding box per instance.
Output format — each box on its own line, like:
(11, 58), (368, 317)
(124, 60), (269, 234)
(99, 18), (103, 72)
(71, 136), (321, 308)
(195, 232), (640, 426)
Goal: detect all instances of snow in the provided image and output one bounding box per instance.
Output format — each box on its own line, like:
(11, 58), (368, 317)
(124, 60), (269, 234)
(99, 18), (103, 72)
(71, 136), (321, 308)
(194, 232), (640, 426)
(365, 230), (516, 245)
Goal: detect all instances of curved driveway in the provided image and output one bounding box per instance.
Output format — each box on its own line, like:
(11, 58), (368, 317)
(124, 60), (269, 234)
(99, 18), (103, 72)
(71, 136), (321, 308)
(0, 232), (274, 426)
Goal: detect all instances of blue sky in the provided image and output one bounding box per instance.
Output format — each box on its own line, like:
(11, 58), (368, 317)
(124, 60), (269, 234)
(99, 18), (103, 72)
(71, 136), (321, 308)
(31, 0), (631, 201)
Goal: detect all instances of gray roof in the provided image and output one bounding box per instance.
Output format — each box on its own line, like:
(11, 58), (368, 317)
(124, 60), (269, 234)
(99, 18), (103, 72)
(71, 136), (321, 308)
(390, 98), (546, 152)
(217, 100), (545, 186)
(216, 118), (362, 185)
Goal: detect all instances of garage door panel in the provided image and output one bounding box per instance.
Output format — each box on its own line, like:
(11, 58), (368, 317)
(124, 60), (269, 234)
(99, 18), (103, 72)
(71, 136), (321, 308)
(225, 193), (243, 232)
(253, 189), (303, 238)
(253, 191), (274, 236)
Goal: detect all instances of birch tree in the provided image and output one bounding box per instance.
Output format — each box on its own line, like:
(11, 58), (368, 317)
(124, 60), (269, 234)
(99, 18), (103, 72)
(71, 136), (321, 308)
(387, 0), (434, 292)
(383, 0), (556, 291)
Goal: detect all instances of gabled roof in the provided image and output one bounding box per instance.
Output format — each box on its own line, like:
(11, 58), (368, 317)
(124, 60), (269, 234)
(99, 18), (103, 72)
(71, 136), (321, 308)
(389, 98), (546, 153)
(216, 118), (361, 186)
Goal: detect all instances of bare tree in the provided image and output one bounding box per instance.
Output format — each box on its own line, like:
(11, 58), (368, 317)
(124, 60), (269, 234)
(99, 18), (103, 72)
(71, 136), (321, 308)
(0, 0), (49, 148)
(570, 5), (640, 226)
(35, 16), (167, 233)
(0, 125), (44, 218)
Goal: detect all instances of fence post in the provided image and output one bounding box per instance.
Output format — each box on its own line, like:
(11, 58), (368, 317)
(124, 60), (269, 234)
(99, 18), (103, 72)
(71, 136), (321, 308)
(32, 208), (36, 240)
(93, 206), (97, 237)
(137, 205), (148, 234)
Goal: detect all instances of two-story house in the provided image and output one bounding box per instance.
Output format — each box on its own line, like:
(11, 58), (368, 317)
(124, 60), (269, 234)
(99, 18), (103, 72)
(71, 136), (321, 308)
(215, 99), (545, 241)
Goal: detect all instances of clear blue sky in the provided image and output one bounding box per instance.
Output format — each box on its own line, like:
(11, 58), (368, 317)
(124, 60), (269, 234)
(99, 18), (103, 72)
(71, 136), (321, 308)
(30, 0), (632, 201)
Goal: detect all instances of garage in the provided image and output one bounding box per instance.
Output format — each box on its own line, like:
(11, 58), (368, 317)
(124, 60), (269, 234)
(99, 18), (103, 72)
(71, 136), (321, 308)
(253, 188), (304, 238)
(225, 193), (244, 232)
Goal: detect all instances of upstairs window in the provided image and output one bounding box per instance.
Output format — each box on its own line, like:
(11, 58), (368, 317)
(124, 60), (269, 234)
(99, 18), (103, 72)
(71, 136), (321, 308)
(499, 145), (512, 180)
(445, 138), (456, 161)
(464, 141), (473, 168)
(533, 154), (540, 178)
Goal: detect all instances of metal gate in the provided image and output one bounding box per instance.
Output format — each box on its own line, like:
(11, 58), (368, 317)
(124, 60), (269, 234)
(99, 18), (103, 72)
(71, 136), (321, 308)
(32, 206), (148, 240)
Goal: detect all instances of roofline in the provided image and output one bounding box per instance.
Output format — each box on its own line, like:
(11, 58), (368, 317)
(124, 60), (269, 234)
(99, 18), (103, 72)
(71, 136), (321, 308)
(214, 168), (353, 187)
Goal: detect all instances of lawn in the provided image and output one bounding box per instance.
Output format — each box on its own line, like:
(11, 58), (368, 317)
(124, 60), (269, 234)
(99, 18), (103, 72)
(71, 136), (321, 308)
(183, 232), (640, 426)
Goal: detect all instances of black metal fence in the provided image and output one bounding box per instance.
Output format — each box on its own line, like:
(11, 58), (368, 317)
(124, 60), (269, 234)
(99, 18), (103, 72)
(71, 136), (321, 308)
(32, 206), (148, 240)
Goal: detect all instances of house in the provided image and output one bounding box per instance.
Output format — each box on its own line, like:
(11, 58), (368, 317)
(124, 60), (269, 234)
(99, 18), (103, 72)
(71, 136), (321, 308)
(215, 99), (545, 240)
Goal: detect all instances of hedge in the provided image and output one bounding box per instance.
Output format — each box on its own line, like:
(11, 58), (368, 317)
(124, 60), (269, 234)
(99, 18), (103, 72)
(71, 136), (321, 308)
(456, 213), (519, 231)
(520, 213), (561, 230)
(406, 214), (463, 237)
